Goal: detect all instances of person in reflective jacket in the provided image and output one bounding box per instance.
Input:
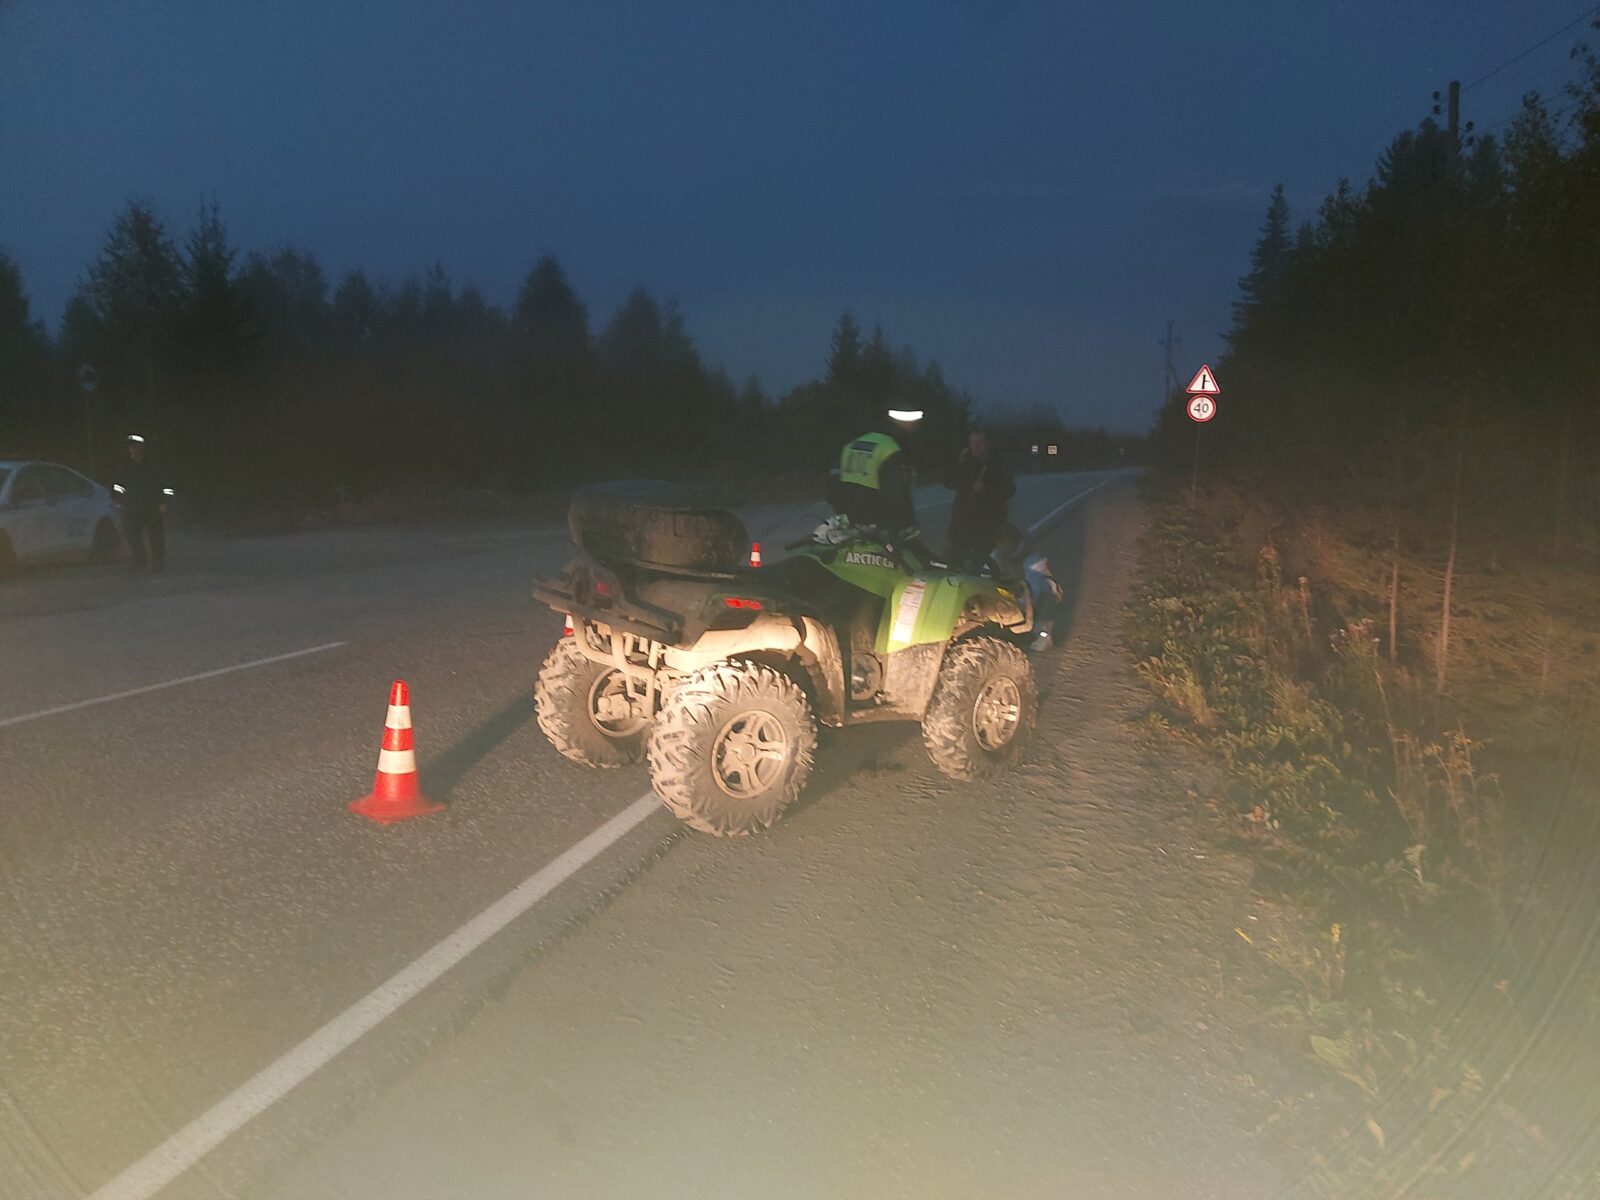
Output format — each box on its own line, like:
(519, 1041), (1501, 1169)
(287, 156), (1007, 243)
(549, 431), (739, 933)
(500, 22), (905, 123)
(835, 430), (917, 531)
(828, 408), (939, 563)
(111, 434), (174, 572)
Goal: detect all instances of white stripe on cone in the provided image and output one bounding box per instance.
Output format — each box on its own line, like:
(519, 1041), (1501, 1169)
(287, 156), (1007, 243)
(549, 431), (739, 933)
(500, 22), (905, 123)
(377, 748), (417, 774)
(385, 705), (412, 730)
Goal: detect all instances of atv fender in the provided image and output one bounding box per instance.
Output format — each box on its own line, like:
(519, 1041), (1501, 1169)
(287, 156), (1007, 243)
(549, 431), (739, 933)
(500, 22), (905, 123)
(661, 614), (847, 728)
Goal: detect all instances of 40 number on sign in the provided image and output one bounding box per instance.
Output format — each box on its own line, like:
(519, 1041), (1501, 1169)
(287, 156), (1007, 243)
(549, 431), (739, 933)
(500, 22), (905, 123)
(1186, 395), (1216, 423)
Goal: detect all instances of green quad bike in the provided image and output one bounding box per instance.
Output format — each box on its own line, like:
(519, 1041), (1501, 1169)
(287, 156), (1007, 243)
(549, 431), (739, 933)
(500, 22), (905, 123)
(532, 480), (1051, 836)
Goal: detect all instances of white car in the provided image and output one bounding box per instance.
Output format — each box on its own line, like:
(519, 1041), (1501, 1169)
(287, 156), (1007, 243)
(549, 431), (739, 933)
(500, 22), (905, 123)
(0, 460), (121, 573)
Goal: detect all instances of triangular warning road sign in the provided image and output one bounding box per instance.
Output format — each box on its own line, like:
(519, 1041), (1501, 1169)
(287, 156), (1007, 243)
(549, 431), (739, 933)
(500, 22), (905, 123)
(1185, 364), (1220, 394)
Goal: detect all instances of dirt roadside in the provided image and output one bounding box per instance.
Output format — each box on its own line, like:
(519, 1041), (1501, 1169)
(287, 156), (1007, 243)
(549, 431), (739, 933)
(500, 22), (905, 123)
(249, 483), (1311, 1200)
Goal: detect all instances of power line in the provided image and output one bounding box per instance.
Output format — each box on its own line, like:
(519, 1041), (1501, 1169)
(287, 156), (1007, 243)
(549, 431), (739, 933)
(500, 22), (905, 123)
(1460, 4), (1599, 93)
(1478, 95), (1585, 136)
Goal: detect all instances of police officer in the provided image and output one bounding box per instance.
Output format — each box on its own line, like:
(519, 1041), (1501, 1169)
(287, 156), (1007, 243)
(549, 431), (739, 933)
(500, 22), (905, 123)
(831, 408), (940, 562)
(112, 434), (174, 572)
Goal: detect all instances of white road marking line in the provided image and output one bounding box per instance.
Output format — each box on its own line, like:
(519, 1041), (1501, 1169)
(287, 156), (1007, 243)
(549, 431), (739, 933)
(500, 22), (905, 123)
(88, 791), (664, 1200)
(0, 642), (348, 730)
(1024, 475), (1118, 540)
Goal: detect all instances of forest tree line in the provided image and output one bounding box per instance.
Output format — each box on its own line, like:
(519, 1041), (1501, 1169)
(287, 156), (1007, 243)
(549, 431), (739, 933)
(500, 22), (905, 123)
(0, 207), (1125, 522)
(1156, 33), (1600, 566)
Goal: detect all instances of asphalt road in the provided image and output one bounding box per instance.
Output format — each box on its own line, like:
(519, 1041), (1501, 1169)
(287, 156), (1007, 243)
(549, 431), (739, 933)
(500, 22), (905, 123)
(1, 471), (1176, 1200)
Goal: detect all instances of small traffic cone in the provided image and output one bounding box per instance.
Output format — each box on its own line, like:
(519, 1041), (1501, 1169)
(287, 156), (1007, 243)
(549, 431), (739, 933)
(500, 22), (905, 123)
(349, 680), (443, 824)
(748, 541), (762, 568)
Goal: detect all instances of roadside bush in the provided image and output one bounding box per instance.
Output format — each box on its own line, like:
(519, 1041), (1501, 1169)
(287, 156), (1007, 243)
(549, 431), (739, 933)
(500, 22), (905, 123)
(1127, 481), (1547, 1197)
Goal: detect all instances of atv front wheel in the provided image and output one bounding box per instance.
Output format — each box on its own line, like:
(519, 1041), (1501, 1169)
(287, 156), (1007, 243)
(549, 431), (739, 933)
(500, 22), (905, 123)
(535, 638), (649, 767)
(922, 636), (1038, 780)
(648, 661), (816, 836)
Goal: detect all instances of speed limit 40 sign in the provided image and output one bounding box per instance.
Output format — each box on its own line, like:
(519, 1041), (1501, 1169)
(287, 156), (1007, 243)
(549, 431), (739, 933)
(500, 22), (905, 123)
(1186, 394), (1216, 423)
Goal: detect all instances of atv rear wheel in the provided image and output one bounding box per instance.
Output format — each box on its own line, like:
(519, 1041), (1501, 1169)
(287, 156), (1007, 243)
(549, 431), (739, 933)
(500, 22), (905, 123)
(648, 660), (816, 836)
(535, 638), (649, 767)
(922, 636), (1038, 780)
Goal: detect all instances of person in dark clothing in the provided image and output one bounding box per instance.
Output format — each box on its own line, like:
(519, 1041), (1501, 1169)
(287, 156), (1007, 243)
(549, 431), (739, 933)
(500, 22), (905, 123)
(944, 428), (1015, 571)
(112, 434), (174, 572)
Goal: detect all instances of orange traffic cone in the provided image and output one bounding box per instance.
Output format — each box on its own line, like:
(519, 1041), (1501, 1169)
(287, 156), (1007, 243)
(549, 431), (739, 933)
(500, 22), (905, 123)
(748, 541), (762, 568)
(349, 680), (443, 824)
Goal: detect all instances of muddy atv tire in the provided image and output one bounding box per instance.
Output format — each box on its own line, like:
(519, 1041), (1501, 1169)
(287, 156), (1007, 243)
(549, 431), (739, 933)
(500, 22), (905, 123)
(922, 636), (1038, 780)
(535, 638), (649, 768)
(648, 660), (816, 836)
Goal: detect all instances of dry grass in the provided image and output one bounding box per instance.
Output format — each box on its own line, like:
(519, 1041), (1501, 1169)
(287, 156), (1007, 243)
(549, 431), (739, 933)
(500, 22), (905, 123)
(1283, 502), (1600, 755)
(1126, 479), (1598, 1196)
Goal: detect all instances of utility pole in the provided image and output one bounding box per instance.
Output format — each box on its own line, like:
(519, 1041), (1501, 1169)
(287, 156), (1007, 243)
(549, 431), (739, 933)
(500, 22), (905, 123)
(1433, 80), (1475, 159)
(1160, 320), (1181, 407)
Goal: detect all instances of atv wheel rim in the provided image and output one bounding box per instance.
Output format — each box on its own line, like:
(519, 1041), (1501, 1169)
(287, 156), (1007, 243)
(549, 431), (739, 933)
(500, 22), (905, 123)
(589, 671), (647, 739)
(972, 677), (1022, 751)
(713, 710), (789, 799)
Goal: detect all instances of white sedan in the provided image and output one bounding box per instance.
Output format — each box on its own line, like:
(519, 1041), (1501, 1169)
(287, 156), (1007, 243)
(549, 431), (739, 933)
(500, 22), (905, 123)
(0, 460), (121, 573)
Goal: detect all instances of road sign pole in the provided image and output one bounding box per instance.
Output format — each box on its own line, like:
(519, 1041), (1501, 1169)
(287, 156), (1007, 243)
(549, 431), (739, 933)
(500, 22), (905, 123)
(78, 364), (99, 480)
(1191, 424), (1203, 507)
(1181, 365), (1220, 507)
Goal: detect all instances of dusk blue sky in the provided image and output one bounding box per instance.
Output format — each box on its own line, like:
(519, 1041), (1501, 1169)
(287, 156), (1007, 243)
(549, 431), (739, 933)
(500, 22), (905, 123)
(2, 1), (1593, 432)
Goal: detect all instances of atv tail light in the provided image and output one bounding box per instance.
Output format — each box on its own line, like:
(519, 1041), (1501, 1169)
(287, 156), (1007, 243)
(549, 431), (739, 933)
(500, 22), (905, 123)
(562, 614), (574, 637)
(723, 597), (763, 610)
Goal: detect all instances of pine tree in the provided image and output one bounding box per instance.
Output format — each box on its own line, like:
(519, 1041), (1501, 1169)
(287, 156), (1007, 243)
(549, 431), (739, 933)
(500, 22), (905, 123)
(739, 374), (767, 414)
(0, 250), (53, 454)
(237, 247), (330, 353)
(332, 270), (379, 346)
(859, 323), (895, 401)
(1231, 183), (1291, 330)
(77, 201), (185, 404)
(422, 260), (454, 326)
(179, 201), (250, 376)
(0, 251), (47, 374)
(599, 289), (664, 376)
(826, 312), (862, 385)
(514, 256), (589, 359)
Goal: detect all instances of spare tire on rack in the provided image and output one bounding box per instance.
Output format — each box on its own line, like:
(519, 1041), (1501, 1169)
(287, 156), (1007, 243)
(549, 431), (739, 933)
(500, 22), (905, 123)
(569, 480), (751, 576)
